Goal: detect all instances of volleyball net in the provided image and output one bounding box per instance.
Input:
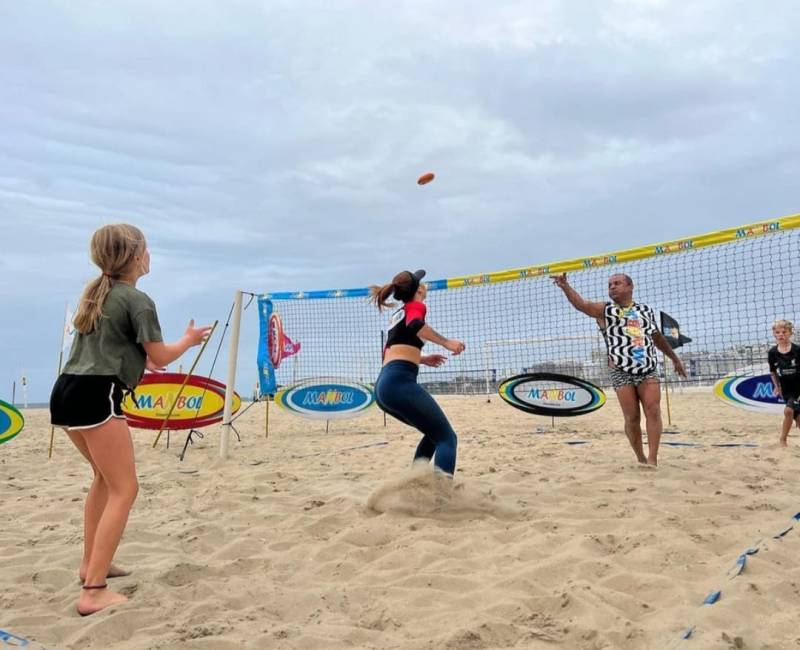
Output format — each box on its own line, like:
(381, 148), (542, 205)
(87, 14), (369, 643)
(251, 214), (800, 399)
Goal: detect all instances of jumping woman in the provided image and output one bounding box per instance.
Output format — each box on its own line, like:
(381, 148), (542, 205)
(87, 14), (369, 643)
(370, 269), (465, 476)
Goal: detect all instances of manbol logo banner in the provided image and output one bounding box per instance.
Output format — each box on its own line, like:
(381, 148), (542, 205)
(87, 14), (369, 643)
(0, 399), (24, 445)
(122, 373), (242, 430)
(713, 374), (783, 414)
(275, 378), (375, 420)
(499, 373), (606, 417)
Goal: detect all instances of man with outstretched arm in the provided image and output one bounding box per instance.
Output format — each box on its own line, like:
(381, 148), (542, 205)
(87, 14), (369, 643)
(552, 272), (686, 466)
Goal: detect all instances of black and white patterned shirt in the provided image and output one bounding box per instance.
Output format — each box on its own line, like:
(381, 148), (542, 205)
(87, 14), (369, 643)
(602, 302), (659, 375)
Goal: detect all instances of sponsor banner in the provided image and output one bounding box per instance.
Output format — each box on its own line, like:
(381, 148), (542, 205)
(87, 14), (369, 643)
(257, 299), (302, 395)
(499, 373), (606, 417)
(122, 373), (241, 430)
(262, 279), (447, 301)
(275, 378), (375, 420)
(713, 375), (784, 413)
(257, 298), (277, 395)
(260, 213), (799, 300)
(0, 399), (25, 445)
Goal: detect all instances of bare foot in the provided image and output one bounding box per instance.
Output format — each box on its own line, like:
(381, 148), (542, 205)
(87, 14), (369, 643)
(646, 460), (658, 468)
(780, 438), (788, 447)
(79, 563), (131, 583)
(76, 587), (129, 616)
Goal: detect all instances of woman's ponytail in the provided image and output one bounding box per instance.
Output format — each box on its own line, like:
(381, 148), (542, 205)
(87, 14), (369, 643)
(368, 282), (396, 311)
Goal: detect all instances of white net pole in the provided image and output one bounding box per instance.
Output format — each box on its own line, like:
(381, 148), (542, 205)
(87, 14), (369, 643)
(220, 289), (243, 460)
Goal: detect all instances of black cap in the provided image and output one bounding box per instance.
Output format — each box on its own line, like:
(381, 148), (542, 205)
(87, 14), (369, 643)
(392, 269), (426, 301)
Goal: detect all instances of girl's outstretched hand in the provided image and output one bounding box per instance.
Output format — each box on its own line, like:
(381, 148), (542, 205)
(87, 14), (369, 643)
(184, 319), (213, 347)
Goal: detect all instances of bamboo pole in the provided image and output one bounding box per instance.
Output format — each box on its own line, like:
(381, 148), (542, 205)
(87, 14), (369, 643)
(152, 320), (218, 448)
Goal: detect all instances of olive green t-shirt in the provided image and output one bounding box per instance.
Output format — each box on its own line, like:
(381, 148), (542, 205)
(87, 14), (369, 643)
(63, 283), (163, 389)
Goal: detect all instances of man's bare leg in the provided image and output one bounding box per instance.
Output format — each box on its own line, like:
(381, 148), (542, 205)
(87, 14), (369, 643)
(638, 379), (662, 466)
(616, 385), (646, 463)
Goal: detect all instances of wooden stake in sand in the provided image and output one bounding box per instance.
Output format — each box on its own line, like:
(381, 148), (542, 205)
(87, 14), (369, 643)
(265, 396), (269, 438)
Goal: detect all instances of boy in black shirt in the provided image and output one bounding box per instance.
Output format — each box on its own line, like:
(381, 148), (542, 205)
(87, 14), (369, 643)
(768, 319), (800, 447)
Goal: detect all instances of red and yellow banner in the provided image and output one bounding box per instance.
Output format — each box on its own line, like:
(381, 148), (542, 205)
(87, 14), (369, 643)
(122, 373), (241, 430)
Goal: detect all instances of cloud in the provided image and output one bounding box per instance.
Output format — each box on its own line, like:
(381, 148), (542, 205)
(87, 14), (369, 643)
(1, 0), (798, 399)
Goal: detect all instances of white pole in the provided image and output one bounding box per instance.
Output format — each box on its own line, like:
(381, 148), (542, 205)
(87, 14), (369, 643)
(220, 290), (244, 459)
(49, 303), (70, 458)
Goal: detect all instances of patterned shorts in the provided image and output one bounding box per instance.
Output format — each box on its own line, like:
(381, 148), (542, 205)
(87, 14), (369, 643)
(609, 368), (659, 390)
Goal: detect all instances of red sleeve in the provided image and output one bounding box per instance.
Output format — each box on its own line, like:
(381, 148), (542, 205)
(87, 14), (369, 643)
(404, 301), (427, 326)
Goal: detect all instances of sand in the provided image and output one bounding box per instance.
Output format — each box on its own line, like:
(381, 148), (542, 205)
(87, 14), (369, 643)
(2, 391), (799, 649)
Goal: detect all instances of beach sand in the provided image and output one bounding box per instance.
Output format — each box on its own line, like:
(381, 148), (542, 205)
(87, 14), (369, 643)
(2, 391), (799, 649)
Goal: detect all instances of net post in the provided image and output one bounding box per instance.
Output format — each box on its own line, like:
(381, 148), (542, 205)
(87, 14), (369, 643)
(221, 290), (244, 459)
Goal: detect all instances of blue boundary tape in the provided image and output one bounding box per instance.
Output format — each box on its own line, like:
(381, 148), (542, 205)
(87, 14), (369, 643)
(558, 440), (759, 448)
(0, 629), (38, 647)
(680, 511), (800, 641)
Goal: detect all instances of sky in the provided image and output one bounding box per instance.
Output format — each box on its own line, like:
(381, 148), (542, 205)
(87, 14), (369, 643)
(1, 0), (798, 403)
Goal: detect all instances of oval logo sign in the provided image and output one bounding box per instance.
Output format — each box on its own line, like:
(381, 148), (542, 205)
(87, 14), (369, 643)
(268, 313), (284, 367)
(276, 378), (375, 420)
(122, 373), (241, 430)
(0, 399), (25, 445)
(499, 373), (606, 417)
(713, 374), (783, 413)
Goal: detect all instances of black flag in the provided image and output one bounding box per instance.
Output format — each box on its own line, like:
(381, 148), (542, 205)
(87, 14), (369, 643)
(660, 311), (692, 349)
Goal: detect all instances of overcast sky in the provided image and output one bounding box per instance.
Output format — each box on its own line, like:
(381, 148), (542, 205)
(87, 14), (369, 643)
(1, 0), (798, 402)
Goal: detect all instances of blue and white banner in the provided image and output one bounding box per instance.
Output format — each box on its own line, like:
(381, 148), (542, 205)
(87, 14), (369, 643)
(498, 373), (606, 417)
(713, 374), (784, 413)
(275, 378), (375, 420)
(257, 297), (277, 396)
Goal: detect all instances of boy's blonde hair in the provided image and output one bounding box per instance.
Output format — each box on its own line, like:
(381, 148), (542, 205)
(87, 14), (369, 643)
(73, 224), (147, 334)
(772, 319), (794, 333)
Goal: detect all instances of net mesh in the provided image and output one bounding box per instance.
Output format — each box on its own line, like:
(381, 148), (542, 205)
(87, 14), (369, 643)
(261, 221), (799, 396)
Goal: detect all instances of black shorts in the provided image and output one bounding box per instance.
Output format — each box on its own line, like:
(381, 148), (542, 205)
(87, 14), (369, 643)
(784, 394), (800, 415)
(50, 374), (128, 429)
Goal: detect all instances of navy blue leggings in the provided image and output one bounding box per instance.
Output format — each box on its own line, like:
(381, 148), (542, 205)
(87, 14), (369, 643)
(374, 360), (458, 475)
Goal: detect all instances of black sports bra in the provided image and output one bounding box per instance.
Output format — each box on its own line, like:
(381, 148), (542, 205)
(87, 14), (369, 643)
(385, 301), (426, 350)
